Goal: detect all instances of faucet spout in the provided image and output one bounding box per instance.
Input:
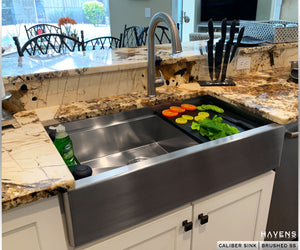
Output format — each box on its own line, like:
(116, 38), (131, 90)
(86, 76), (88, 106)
(147, 12), (182, 97)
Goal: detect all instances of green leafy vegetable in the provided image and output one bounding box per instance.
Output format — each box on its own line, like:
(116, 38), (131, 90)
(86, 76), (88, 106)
(197, 104), (224, 113)
(191, 115), (240, 140)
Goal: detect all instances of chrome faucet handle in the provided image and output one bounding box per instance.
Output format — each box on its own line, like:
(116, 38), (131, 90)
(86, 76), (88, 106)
(154, 70), (165, 87)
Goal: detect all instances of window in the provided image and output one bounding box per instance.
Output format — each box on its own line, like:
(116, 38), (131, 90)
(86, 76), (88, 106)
(2, 0), (111, 55)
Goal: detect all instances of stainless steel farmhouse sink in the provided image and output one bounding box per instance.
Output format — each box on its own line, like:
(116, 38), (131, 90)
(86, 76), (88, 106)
(54, 95), (285, 247)
(62, 108), (198, 175)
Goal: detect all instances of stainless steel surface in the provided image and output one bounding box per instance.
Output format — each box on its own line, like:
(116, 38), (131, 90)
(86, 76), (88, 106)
(63, 118), (284, 246)
(147, 12), (182, 97)
(2, 109), (20, 128)
(2, 91), (12, 101)
(266, 121), (298, 240)
(64, 108), (197, 175)
(2, 91), (20, 128)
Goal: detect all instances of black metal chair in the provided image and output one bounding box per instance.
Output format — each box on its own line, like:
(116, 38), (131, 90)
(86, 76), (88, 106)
(24, 24), (62, 40)
(13, 33), (83, 57)
(122, 25), (143, 48)
(137, 27), (148, 46)
(84, 34), (122, 50)
(137, 24), (180, 46)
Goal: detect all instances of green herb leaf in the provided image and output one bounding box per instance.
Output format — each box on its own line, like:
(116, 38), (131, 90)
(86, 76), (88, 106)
(191, 115), (240, 140)
(191, 121), (200, 131)
(197, 104), (224, 113)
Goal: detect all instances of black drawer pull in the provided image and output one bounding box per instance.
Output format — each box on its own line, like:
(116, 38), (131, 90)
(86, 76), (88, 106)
(198, 213), (209, 225)
(285, 131), (299, 138)
(182, 220), (193, 232)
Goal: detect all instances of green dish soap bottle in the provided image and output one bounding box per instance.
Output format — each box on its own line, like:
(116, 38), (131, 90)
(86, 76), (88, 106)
(50, 124), (80, 173)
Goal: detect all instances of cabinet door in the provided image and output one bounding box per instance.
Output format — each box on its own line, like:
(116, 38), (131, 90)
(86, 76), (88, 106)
(84, 205), (192, 250)
(191, 171), (275, 250)
(2, 196), (68, 250)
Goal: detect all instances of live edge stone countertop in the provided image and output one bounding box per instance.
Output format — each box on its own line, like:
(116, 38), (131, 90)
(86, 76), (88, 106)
(2, 41), (298, 211)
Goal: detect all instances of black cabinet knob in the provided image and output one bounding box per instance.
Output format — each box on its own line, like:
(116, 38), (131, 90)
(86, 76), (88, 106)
(182, 220), (193, 232)
(198, 213), (209, 225)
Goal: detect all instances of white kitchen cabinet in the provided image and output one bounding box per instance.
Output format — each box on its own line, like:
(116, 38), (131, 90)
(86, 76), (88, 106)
(78, 171), (274, 250)
(81, 205), (193, 250)
(2, 196), (68, 250)
(191, 171), (275, 250)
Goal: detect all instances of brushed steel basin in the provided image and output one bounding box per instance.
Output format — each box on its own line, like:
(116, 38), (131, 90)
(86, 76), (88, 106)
(60, 97), (285, 247)
(62, 108), (198, 174)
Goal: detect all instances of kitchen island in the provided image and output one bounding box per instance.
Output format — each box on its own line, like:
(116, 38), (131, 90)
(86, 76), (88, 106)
(2, 70), (298, 211)
(2, 40), (298, 249)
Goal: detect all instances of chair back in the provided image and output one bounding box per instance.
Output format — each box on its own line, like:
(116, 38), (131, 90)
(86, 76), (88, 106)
(122, 25), (143, 48)
(138, 24), (180, 46)
(24, 24), (62, 40)
(14, 33), (83, 57)
(84, 35), (122, 50)
(154, 25), (172, 44)
(137, 27), (148, 46)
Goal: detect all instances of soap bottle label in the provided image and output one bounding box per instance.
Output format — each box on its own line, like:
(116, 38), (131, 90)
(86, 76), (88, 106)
(62, 144), (75, 162)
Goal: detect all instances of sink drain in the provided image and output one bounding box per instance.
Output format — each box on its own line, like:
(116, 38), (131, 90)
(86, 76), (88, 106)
(127, 157), (149, 165)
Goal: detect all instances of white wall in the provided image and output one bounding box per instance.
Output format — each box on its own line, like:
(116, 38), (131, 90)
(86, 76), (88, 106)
(109, 0), (172, 37)
(181, 0), (196, 42)
(256, 0), (273, 20)
(280, 0), (298, 21)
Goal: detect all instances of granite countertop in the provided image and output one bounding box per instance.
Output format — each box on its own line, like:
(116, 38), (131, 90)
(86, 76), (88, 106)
(2, 42), (207, 82)
(2, 69), (298, 211)
(53, 70), (298, 125)
(2, 41), (298, 211)
(2, 112), (75, 211)
(2, 41), (297, 83)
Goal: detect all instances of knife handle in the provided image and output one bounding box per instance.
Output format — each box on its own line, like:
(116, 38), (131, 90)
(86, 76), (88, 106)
(236, 26), (245, 44)
(208, 18), (214, 41)
(220, 42), (233, 81)
(207, 42), (214, 81)
(229, 20), (236, 42)
(230, 27), (245, 62)
(221, 18), (227, 42)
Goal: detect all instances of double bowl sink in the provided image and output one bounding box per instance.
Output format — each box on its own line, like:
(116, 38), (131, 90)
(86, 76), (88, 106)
(51, 95), (285, 247)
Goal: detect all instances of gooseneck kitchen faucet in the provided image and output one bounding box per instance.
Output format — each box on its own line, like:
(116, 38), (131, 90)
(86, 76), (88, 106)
(147, 12), (182, 97)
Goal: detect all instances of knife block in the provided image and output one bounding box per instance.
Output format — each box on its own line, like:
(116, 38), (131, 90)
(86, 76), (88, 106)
(198, 79), (236, 87)
(196, 64), (236, 86)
